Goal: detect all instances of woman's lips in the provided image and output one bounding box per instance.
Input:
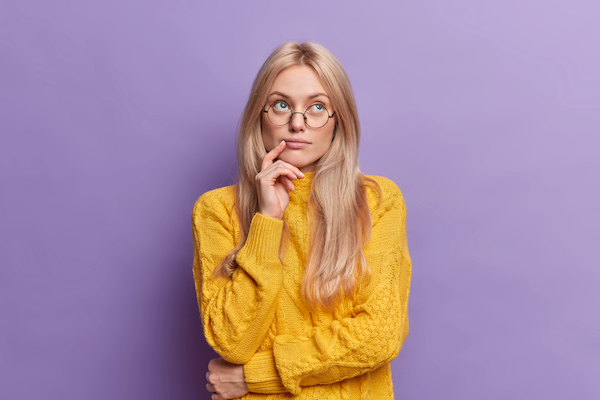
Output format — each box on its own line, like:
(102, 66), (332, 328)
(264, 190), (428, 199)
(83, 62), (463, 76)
(284, 139), (310, 149)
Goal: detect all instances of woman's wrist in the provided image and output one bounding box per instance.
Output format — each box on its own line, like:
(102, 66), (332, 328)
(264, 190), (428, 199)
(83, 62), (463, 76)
(259, 209), (283, 220)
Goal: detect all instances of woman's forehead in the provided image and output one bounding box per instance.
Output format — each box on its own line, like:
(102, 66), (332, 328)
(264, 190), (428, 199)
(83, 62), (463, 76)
(268, 65), (329, 100)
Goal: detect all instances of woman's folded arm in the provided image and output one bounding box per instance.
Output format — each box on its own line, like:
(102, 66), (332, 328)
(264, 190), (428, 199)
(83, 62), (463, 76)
(192, 189), (285, 364)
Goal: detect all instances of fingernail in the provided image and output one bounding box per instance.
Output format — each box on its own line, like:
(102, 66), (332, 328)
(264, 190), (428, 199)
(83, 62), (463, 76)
(299, 171), (305, 178)
(280, 140), (285, 145)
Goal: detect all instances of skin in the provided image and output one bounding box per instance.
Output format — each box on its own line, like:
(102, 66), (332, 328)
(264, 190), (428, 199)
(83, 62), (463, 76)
(205, 65), (336, 399)
(206, 358), (248, 400)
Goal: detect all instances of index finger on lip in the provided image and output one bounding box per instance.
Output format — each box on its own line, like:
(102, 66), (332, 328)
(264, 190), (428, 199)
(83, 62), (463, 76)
(262, 140), (286, 169)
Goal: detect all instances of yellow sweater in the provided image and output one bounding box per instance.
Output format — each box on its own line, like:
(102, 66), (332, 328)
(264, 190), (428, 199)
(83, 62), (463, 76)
(192, 173), (411, 399)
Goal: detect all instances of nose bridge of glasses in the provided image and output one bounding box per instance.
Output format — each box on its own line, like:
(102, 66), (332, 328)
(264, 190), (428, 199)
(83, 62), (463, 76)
(290, 111), (307, 121)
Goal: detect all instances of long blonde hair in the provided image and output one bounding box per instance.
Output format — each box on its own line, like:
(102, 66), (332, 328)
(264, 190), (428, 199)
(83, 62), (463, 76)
(215, 41), (379, 309)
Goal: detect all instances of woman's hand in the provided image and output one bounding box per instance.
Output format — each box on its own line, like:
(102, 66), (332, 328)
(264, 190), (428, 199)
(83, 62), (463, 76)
(256, 140), (305, 220)
(206, 357), (249, 400)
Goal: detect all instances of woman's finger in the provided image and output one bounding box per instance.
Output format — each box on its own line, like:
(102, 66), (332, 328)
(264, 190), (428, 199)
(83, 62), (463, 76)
(279, 176), (294, 192)
(271, 159), (305, 180)
(270, 163), (300, 183)
(258, 162), (304, 186)
(206, 382), (215, 392)
(261, 140), (286, 170)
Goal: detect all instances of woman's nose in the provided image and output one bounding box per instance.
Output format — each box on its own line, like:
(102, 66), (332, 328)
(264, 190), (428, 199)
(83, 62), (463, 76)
(289, 112), (306, 132)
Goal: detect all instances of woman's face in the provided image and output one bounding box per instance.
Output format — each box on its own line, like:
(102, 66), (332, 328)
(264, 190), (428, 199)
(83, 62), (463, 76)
(261, 65), (336, 173)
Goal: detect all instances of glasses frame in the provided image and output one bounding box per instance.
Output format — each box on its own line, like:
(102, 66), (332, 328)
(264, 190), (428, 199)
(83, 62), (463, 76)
(262, 101), (336, 129)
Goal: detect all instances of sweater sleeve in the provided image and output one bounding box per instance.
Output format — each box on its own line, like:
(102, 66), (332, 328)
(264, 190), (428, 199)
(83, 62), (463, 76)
(192, 189), (285, 365)
(243, 179), (411, 395)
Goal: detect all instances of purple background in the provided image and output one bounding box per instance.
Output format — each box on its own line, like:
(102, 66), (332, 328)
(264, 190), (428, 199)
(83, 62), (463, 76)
(2, 0), (599, 399)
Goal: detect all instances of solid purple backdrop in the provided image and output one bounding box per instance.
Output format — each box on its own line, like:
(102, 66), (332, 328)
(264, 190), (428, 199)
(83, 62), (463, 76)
(1, 0), (599, 399)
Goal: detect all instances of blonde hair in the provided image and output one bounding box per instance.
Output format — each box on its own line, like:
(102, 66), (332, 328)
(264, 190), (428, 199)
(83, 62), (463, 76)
(215, 41), (380, 309)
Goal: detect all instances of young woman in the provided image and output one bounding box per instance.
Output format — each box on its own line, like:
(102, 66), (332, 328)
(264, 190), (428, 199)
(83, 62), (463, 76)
(192, 42), (412, 399)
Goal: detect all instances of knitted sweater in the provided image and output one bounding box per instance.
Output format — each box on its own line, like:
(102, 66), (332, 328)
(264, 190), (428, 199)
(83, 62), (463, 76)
(192, 173), (411, 399)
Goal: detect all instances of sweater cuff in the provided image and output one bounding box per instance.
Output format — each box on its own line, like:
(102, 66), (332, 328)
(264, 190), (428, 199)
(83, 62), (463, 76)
(238, 213), (283, 264)
(244, 350), (287, 393)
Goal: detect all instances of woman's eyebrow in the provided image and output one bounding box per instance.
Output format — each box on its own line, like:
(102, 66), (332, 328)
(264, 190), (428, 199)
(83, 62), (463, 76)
(308, 92), (329, 99)
(269, 91), (290, 99)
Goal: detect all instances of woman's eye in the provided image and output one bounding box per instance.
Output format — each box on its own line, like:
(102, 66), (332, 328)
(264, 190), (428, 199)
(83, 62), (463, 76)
(273, 101), (289, 111)
(308, 103), (325, 114)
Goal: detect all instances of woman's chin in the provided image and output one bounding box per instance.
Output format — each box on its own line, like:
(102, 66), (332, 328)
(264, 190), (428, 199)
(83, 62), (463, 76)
(277, 154), (299, 168)
(276, 152), (317, 172)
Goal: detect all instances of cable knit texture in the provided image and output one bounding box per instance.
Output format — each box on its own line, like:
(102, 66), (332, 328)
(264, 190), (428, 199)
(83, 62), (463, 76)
(192, 173), (411, 399)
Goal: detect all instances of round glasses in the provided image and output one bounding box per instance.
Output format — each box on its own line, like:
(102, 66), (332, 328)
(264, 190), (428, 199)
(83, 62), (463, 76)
(263, 100), (336, 129)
